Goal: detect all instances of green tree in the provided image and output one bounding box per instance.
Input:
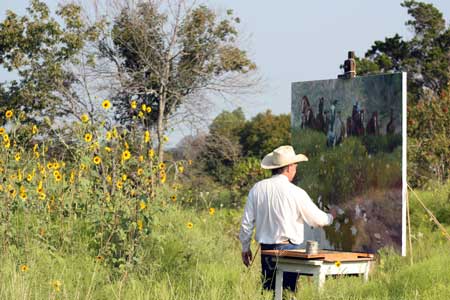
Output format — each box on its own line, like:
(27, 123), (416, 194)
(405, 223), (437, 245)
(353, 0), (449, 103)
(200, 108), (246, 184)
(99, 2), (256, 162)
(0, 0), (100, 123)
(240, 110), (291, 158)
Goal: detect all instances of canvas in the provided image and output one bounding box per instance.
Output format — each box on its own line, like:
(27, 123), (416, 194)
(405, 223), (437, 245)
(291, 72), (406, 254)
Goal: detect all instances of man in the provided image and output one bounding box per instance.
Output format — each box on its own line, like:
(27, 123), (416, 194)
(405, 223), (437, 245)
(239, 145), (336, 292)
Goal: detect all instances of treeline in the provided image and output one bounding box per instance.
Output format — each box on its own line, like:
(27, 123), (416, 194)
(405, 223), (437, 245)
(172, 109), (290, 205)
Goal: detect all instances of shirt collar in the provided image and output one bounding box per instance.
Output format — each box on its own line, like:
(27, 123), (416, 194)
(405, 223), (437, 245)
(272, 174), (290, 182)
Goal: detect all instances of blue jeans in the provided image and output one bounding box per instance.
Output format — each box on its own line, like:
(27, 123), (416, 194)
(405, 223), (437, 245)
(260, 242), (301, 291)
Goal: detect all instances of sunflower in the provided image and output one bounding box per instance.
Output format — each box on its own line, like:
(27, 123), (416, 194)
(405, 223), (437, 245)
(137, 168), (144, 176)
(95, 255), (104, 262)
(105, 131), (112, 141)
(19, 192), (27, 200)
(139, 201), (147, 210)
(122, 150), (131, 161)
(186, 222), (193, 229)
(146, 106), (152, 113)
(5, 110), (13, 119)
(20, 265), (29, 272)
(38, 192), (46, 200)
(141, 104), (147, 111)
(138, 111), (144, 118)
(158, 162), (166, 170)
(102, 99), (111, 110)
(178, 165), (184, 173)
(0, 127), (4, 135)
(15, 153), (21, 162)
(122, 174), (127, 181)
(335, 261), (341, 267)
(51, 279), (62, 293)
(81, 114), (89, 123)
(116, 180), (123, 189)
(209, 207), (215, 216)
(144, 131), (151, 143)
(93, 156), (101, 165)
(32, 125), (38, 135)
(137, 220), (143, 231)
(171, 195), (177, 202)
(84, 133), (93, 142)
(131, 100), (137, 109)
(148, 149), (155, 159)
(104, 146), (112, 152)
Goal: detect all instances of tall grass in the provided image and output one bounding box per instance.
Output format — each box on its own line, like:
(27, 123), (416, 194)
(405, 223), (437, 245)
(1, 181), (449, 299)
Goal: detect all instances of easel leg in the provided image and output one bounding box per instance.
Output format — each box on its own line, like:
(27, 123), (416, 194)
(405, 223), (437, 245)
(275, 270), (283, 300)
(314, 268), (326, 290)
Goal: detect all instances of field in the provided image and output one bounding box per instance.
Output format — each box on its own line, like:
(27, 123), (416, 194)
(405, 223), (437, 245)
(1, 110), (449, 299)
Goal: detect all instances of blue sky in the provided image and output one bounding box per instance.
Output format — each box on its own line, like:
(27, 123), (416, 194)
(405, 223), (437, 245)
(1, 0), (449, 144)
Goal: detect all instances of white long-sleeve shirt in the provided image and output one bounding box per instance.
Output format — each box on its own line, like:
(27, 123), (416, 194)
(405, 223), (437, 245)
(239, 174), (333, 252)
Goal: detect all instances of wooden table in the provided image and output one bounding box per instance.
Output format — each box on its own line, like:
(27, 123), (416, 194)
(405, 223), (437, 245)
(261, 249), (375, 300)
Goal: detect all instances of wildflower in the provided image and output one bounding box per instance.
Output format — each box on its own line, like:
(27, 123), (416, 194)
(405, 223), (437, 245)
(53, 170), (60, 178)
(26, 174), (33, 182)
(20, 265), (29, 272)
(141, 104), (147, 111)
(144, 130), (151, 143)
(0, 127), (4, 135)
(3, 134), (9, 142)
(104, 146), (112, 152)
(70, 171), (75, 184)
(93, 156), (102, 165)
(137, 219), (143, 231)
(32, 125), (38, 135)
(146, 106), (152, 113)
(137, 168), (144, 176)
(8, 186), (16, 197)
(102, 99), (111, 110)
(52, 162), (60, 169)
(122, 150), (131, 161)
(138, 155), (144, 162)
(96, 255), (104, 262)
(160, 174), (166, 184)
(112, 127), (118, 138)
(5, 110), (13, 119)
(39, 228), (45, 236)
(186, 222), (193, 229)
(335, 261), (341, 267)
(105, 131), (112, 141)
(178, 165), (184, 173)
(19, 192), (27, 200)
(138, 111), (144, 119)
(15, 153), (21, 162)
(131, 100), (137, 109)
(188, 160), (192, 165)
(84, 133), (93, 142)
(209, 207), (215, 216)
(139, 201), (147, 210)
(38, 192), (46, 200)
(122, 174), (127, 181)
(116, 180), (123, 189)
(171, 195), (177, 202)
(54, 174), (62, 182)
(37, 181), (44, 193)
(51, 279), (62, 293)
(158, 162), (166, 170)
(106, 175), (112, 183)
(163, 136), (169, 143)
(148, 149), (155, 159)
(81, 114), (89, 123)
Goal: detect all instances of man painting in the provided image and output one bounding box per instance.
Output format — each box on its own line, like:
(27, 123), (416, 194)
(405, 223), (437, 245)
(239, 145), (336, 292)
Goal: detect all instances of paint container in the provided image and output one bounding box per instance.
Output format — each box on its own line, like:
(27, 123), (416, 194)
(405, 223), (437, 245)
(306, 240), (319, 255)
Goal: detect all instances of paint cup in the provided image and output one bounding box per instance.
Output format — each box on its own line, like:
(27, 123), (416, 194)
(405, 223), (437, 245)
(306, 240), (319, 255)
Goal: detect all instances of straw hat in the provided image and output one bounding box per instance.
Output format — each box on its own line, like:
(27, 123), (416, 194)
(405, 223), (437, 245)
(260, 145), (308, 169)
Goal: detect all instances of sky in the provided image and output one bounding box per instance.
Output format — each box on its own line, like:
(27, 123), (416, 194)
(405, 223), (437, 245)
(1, 0), (450, 145)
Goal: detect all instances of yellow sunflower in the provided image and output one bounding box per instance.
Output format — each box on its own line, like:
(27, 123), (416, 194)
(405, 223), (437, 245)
(20, 264), (29, 272)
(93, 156), (102, 165)
(131, 100), (137, 109)
(116, 180), (123, 189)
(81, 114), (89, 123)
(84, 133), (93, 142)
(5, 110), (13, 119)
(171, 195), (177, 202)
(32, 125), (38, 135)
(15, 153), (21, 162)
(209, 207), (215, 216)
(139, 201), (146, 210)
(102, 99), (111, 110)
(122, 150), (131, 161)
(186, 222), (193, 229)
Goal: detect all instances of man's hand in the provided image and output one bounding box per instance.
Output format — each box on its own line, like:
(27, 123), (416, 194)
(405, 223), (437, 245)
(242, 250), (253, 267)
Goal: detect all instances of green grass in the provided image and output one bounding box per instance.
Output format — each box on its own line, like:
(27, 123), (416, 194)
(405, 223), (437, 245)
(1, 183), (450, 299)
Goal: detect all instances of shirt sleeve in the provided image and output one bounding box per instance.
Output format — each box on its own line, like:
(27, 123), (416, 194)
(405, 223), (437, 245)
(296, 188), (333, 227)
(239, 189), (256, 252)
